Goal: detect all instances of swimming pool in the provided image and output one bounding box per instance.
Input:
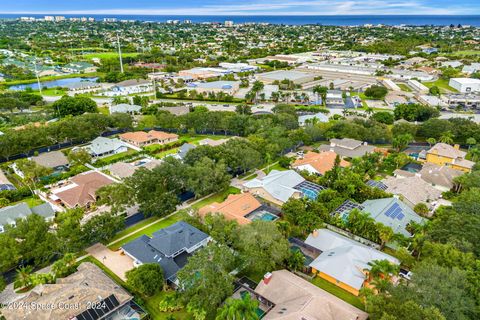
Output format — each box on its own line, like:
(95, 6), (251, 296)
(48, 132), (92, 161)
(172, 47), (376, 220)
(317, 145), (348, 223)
(246, 210), (279, 222)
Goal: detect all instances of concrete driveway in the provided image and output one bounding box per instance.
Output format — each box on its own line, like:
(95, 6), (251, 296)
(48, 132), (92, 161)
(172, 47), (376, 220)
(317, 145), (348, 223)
(86, 243), (134, 281)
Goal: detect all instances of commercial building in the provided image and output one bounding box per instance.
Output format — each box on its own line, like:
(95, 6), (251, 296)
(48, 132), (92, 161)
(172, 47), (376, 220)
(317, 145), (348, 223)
(407, 79), (429, 93)
(187, 81), (240, 95)
(449, 78), (480, 93)
(256, 70), (315, 85)
(444, 93), (480, 109)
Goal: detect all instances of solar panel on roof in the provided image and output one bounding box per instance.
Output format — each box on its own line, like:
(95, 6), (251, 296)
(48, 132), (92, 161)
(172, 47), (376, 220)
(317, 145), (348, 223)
(74, 295), (120, 320)
(390, 208), (401, 219)
(397, 213), (405, 220)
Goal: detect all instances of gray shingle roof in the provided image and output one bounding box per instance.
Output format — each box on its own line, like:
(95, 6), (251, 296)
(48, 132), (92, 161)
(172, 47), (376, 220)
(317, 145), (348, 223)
(31, 151), (69, 169)
(0, 202), (54, 228)
(122, 222), (210, 280)
(87, 137), (126, 156)
(243, 170), (305, 203)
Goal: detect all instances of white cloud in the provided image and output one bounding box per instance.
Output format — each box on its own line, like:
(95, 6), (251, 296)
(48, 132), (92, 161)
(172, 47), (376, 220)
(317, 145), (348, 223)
(2, 0), (477, 15)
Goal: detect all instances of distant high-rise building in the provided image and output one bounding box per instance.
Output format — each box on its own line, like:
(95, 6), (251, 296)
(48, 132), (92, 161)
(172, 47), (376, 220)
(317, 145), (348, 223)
(103, 18), (117, 22)
(54, 16), (66, 22)
(225, 20), (234, 27)
(44, 16), (55, 21)
(183, 20), (192, 24)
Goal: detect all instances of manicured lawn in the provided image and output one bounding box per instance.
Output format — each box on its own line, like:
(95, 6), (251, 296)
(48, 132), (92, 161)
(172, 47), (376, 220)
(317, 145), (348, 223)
(9, 196), (44, 208)
(98, 106), (110, 115)
(191, 187), (241, 210)
(145, 291), (191, 320)
(109, 215), (159, 243)
(4, 72), (101, 85)
(397, 83), (412, 92)
(423, 79), (458, 93)
(38, 88), (67, 96)
(93, 149), (139, 166)
(311, 276), (365, 310)
(108, 212), (185, 250)
(83, 52), (140, 60)
(263, 162), (286, 174)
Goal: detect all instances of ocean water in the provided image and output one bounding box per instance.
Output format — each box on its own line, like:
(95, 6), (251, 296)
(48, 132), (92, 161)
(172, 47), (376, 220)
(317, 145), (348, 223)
(0, 14), (479, 26)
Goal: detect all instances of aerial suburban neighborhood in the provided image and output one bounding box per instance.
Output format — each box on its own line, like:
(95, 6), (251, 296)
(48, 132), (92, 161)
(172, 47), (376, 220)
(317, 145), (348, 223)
(0, 5), (479, 320)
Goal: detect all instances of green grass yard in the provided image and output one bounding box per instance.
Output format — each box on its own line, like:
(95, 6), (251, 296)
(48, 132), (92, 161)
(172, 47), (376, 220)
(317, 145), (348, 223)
(191, 187), (241, 210)
(83, 52), (140, 60)
(108, 212), (185, 250)
(423, 79), (458, 93)
(397, 83), (412, 92)
(311, 276), (365, 310)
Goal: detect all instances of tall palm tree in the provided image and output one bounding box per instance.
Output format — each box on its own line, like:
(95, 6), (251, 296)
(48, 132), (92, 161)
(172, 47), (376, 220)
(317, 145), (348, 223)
(439, 131), (454, 144)
(216, 294), (259, 320)
(14, 265), (34, 290)
(366, 259), (399, 281)
(426, 137), (436, 147)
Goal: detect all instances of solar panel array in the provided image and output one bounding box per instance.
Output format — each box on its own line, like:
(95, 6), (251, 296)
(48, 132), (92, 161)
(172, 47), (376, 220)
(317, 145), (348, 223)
(75, 295), (120, 320)
(294, 181), (326, 200)
(366, 180), (388, 191)
(384, 202), (405, 221)
(334, 200), (364, 216)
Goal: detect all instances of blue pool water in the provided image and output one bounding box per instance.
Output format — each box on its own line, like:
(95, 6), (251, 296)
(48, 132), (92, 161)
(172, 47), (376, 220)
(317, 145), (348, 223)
(9, 77), (98, 91)
(247, 210), (279, 222)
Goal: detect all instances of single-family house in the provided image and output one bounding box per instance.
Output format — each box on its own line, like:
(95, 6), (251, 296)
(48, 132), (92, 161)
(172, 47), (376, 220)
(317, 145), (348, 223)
(119, 130), (178, 147)
(122, 221), (211, 284)
(254, 270), (368, 320)
(173, 143), (196, 161)
(425, 143), (474, 172)
(418, 162), (463, 192)
(292, 151), (350, 176)
(109, 103), (142, 115)
(109, 162), (137, 180)
(31, 150), (69, 172)
(305, 229), (399, 296)
(83, 137), (128, 158)
(0, 202), (55, 233)
(360, 197), (425, 237)
(298, 112), (329, 126)
(382, 175), (442, 210)
(1, 262), (140, 320)
(319, 138), (376, 158)
(199, 192), (279, 224)
(243, 170), (325, 205)
(51, 171), (115, 208)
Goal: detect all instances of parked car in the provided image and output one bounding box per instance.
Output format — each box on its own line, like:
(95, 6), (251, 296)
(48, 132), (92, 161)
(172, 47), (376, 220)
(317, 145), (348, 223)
(399, 268), (412, 280)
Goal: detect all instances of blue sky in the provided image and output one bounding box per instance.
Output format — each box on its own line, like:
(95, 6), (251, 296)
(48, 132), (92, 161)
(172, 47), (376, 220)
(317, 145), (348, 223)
(1, 0), (479, 15)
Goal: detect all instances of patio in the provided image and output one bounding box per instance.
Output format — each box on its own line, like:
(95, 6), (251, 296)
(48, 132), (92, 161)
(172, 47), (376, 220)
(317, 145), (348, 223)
(86, 243), (135, 281)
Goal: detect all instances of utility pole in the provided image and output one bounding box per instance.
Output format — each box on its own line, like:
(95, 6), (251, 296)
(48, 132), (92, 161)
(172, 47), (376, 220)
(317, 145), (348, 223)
(117, 33), (124, 73)
(34, 56), (43, 96)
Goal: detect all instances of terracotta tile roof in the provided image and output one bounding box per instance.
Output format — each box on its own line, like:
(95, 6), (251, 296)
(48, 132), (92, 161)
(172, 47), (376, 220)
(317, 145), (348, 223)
(198, 193), (261, 225)
(292, 151), (350, 175)
(119, 130), (178, 144)
(55, 172), (115, 208)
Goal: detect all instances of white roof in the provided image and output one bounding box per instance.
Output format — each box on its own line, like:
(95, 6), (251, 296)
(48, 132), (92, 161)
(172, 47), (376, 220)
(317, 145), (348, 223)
(87, 137), (126, 156)
(243, 170), (304, 203)
(306, 229), (398, 291)
(298, 113), (329, 125)
(109, 103), (141, 113)
(451, 78), (480, 85)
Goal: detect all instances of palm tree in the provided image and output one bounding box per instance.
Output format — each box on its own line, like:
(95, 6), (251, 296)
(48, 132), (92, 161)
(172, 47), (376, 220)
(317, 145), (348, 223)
(14, 265), (34, 290)
(426, 137), (436, 147)
(216, 294), (259, 320)
(365, 107), (374, 117)
(367, 259), (399, 281)
(466, 137), (477, 150)
(377, 224), (394, 249)
(439, 131), (454, 144)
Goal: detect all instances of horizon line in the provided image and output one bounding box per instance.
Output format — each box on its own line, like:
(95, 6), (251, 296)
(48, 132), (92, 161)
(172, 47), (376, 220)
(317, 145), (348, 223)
(1, 12), (480, 16)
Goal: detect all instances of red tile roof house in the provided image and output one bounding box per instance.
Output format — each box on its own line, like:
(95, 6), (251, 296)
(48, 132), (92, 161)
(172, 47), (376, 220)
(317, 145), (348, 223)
(51, 171), (115, 209)
(119, 130), (179, 148)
